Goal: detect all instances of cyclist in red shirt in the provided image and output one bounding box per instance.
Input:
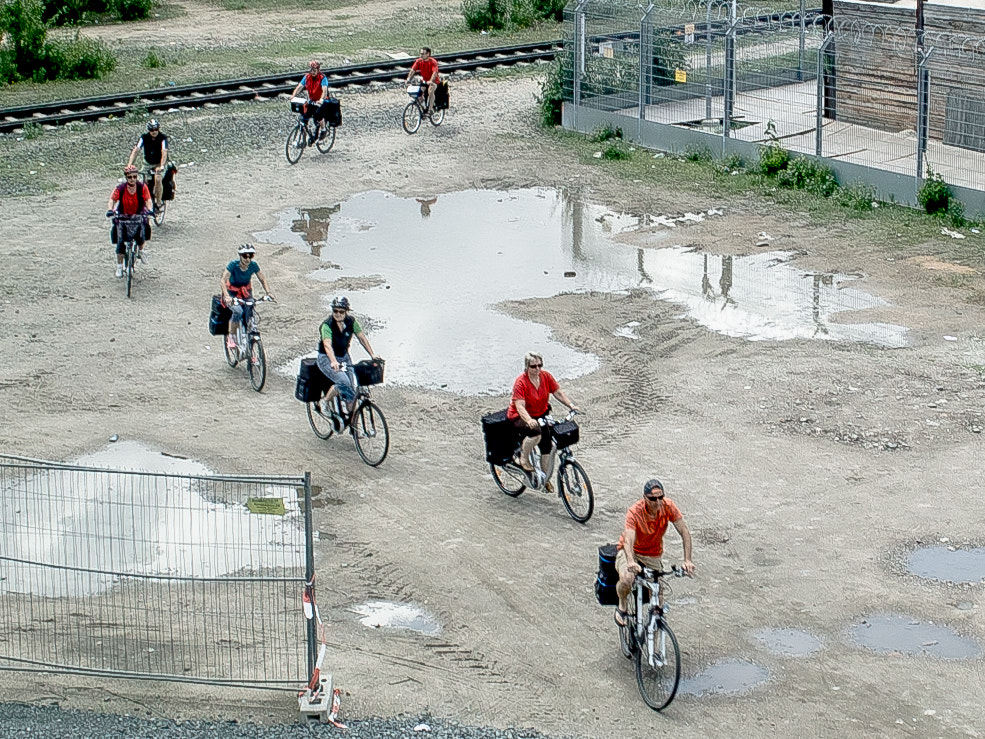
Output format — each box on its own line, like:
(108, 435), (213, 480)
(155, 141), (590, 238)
(614, 479), (695, 626)
(105, 164), (152, 278)
(406, 47), (440, 113)
(291, 60), (330, 142)
(506, 351), (579, 476)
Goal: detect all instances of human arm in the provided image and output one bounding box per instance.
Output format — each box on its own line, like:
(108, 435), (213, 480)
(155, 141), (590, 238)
(672, 518), (695, 576)
(622, 527), (641, 575)
(156, 140), (168, 173)
(221, 269), (234, 303)
(355, 330), (376, 358)
(315, 78), (327, 104)
(254, 268), (274, 300)
(551, 388), (579, 413)
(320, 324), (340, 371)
(513, 398), (539, 430)
(127, 142), (140, 167)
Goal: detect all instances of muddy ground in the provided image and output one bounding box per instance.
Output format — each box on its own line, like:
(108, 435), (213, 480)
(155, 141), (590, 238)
(2, 6), (985, 736)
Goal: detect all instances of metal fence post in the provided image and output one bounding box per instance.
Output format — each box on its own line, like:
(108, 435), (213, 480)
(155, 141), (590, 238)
(798, 0), (806, 81)
(915, 47), (933, 181)
(723, 0), (736, 139)
(573, 0), (588, 109)
(304, 471), (317, 682)
(705, 0), (713, 120)
(639, 3), (655, 119)
(816, 33), (833, 157)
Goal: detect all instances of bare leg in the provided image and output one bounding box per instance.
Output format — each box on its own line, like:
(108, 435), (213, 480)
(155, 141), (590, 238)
(519, 434), (538, 471)
(153, 174), (163, 207)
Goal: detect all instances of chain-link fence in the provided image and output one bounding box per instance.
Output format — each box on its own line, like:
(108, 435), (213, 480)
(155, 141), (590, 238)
(562, 0), (985, 216)
(0, 454), (315, 688)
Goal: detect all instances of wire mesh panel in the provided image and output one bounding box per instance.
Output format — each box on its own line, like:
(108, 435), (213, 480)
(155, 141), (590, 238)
(0, 456), (313, 687)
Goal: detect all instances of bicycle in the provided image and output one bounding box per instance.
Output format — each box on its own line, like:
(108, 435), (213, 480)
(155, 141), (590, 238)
(285, 97), (337, 164)
(223, 295), (274, 392)
(112, 214), (148, 299)
(142, 167), (171, 227)
(618, 565), (686, 712)
(402, 77), (444, 134)
(486, 409), (594, 523)
(306, 359), (390, 467)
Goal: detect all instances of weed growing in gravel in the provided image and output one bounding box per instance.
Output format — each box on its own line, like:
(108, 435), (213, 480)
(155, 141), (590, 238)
(142, 50), (164, 69)
(721, 153), (745, 172)
(21, 121), (42, 140)
(837, 182), (877, 212)
(601, 141), (631, 160)
(592, 123), (622, 143)
(775, 156), (837, 197)
(758, 120), (789, 176)
(684, 145), (713, 163)
(125, 99), (149, 123)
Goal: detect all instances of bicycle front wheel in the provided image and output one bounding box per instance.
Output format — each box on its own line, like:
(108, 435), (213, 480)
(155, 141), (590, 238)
(402, 101), (422, 134)
(490, 462), (526, 497)
(285, 124), (306, 164)
(352, 400), (389, 466)
(306, 397), (336, 439)
(125, 245), (136, 298)
(316, 125), (336, 153)
(223, 334), (239, 367)
(153, 201), (166, 227)
(429, 107), (445, 126)
(248, 337), (266, 392)
(635, 614), (681, 712)
(558, 459), (594, 523)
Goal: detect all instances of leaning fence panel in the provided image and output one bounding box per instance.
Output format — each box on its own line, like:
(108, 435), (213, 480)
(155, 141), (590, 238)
(0, 456), (313, 687)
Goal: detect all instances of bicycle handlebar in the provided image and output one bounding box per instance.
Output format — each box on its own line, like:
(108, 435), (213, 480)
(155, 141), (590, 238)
(230, 295), (275, 306)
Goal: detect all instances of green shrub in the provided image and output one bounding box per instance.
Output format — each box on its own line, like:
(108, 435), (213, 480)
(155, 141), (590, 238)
(837, 182), (877, 212)
(684, 145), (713, 163)
(49, 35), (116, 79)
(592, 123), (622, 143)
(21, 121), (42, 139)
(537, 53), (568, 127)
(780, 156), (837, 196)
(112, 0), (152, 22)
(462, 0), (507, 30)
(42, 0), (111, 26)
(601, 141), (631, 160)
(918, 168), (953, 216)
(721, 153), (745, 172)
(533, 0), (564, 21)
(507, 0), (537, 28)
(142, 49), (163, 68)
(0, 0), (48, 83)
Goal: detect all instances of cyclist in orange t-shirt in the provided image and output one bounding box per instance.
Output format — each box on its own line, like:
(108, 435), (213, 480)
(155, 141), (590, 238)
(506, 351), (578, 477)
(406, 47), (440, 113)
(614, 479), (695, 626)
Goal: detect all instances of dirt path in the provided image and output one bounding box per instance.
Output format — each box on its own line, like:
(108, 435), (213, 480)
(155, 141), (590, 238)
(2, 10), (985, 738)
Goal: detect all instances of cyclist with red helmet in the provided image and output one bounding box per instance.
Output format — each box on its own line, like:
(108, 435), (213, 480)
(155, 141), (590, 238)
(105, 164), (152, 278)
(291, 60), (330, 143)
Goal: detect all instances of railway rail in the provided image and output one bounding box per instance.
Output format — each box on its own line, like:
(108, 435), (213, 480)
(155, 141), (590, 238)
(0, 41), (561, 134)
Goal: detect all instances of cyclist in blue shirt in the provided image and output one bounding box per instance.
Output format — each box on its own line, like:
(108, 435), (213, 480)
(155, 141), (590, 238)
(220, 244), (275, 349)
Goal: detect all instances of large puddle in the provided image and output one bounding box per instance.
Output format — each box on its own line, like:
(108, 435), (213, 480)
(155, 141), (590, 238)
(255, 189), (908, 394)
(0, 441), (305, 597)
(350, 600), (440, 635)
(848, 614), (982, 659)
(678, 659), (769, 696)
(907, 545), (985, 585)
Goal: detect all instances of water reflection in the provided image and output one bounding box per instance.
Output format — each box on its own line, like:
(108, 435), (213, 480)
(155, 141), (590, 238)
(256, 189), (908, 394)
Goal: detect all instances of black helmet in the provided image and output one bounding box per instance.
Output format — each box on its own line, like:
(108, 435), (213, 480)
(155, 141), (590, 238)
(147, 119), (160, 131)
(331, 296), (350, 311)
(237, 243), (256, 255)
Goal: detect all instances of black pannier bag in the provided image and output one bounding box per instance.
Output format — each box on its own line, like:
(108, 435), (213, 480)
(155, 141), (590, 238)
(552, 419), (579, 449)
(353, 358), (385, 386)
(208, 294), (232, 335)
(595, 543), (619, 606)
(434, 81), (449, 110)
(482, 409), (518, 465)
(295, 357), (332, 402)
(324, 97), (342, 126)
(162, 161), (178, 201)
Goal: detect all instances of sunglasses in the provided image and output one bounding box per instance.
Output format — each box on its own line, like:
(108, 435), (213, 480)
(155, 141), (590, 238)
(125, 175), (138, 179)
(644, 494), (664, 502)
(332, 309), (346, 314)
(528, 363), (543, 369)
(241, 254), (254, 259)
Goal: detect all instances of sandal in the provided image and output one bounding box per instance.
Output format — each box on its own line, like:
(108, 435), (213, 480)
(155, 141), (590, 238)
(514, 454), (535, 473)
(614, 608), (628, 627)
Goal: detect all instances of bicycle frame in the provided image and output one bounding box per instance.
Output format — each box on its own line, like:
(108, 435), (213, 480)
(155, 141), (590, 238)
(632, 570), (667, 667)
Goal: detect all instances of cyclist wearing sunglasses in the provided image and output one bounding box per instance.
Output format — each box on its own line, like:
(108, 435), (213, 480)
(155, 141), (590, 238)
(316, 296), (379, 418)
(220, 244), (275, 347)
(506, 352), (579, 476)
(614, 479), (695, 627)
(105, 164), (153, 278)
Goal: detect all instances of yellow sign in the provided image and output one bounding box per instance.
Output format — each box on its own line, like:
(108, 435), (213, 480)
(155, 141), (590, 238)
(247, 497), (286, 516)
(675, 69), (687, 83)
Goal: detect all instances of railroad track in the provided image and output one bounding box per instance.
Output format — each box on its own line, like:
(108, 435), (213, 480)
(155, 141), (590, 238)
(0, 41), (561, 134)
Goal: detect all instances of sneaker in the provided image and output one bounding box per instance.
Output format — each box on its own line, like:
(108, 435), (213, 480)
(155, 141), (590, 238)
(115, 265), (123, 278)
(137, 250), (146, 263)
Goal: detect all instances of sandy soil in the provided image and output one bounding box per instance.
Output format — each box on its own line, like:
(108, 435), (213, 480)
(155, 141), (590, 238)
(2, 4), (985, 737)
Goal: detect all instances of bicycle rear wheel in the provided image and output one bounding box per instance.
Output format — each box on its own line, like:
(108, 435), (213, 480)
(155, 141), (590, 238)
(490, 462), (526, 497)
(558, 459), (594, 523)
(248, 336), (266, 392)
(429, 107), (445, 126)
(125, 244), (135, 298)
(635, 614), (681, 712)
(352, 400), (389, 466)
(285, 124), (306, 164)
(402, 101), (422, 134)
(316, 125), (336, 153)
(306, 397), (336, 439)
